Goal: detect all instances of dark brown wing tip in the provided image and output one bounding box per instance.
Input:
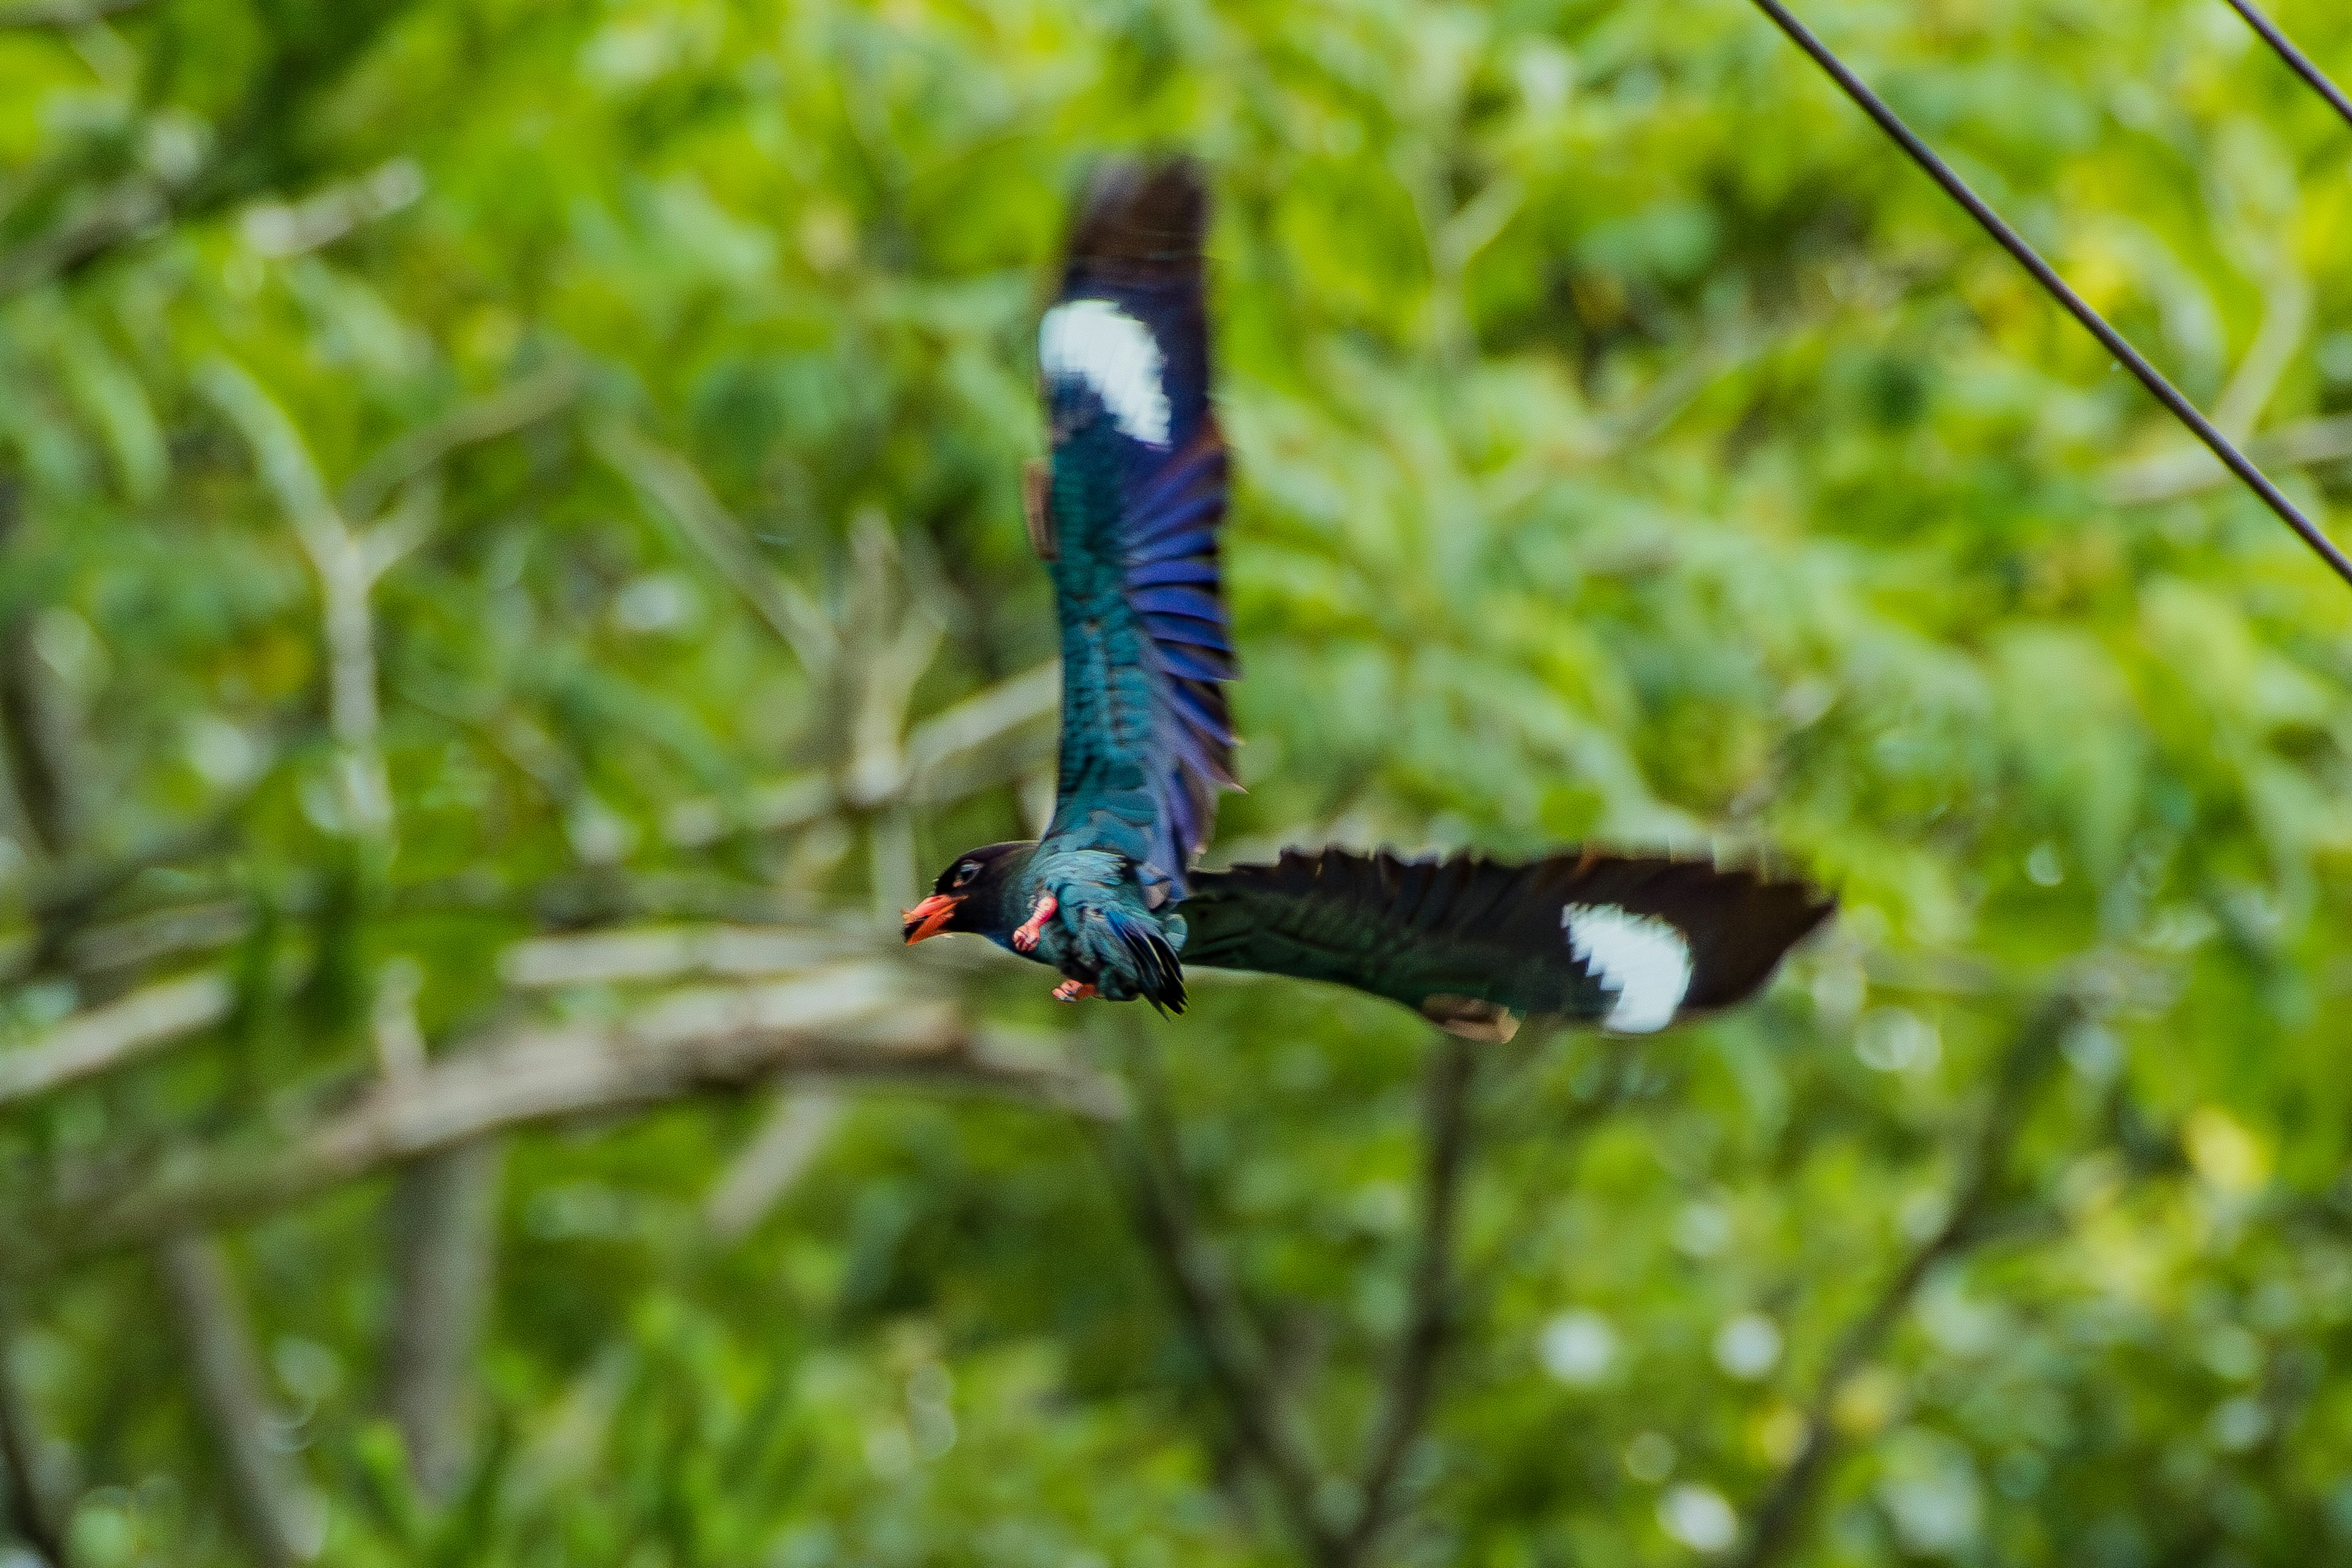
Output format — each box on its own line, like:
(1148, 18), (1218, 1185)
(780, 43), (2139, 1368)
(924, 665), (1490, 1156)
(1327, 841), (1837, 1017)
(1678, 869), (1838, 1014)
(1063, 156), (1208, 282)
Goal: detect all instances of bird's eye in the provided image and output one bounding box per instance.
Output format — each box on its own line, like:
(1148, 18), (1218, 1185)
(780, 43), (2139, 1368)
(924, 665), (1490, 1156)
(953, 862), (979, 887)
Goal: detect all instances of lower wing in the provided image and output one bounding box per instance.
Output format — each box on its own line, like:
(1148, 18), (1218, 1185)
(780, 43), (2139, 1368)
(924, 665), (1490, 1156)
(1178, 848), (1833, 1039)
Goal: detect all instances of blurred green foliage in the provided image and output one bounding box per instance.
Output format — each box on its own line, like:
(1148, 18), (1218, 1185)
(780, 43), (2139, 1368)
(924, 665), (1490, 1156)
(2, 0), (2352, 1564)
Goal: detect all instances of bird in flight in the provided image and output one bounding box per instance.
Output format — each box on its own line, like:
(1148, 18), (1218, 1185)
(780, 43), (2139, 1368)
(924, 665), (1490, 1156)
(903, 158), (1831, 1040)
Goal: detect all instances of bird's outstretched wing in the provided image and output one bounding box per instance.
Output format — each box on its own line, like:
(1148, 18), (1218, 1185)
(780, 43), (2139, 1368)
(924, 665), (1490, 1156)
(1037, 157), (1234, 897)
(1179, 848), (1834, 1038)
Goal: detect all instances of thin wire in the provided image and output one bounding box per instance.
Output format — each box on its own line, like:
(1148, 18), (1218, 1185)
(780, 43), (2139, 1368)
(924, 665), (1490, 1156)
(1747, 0), (2352, 591)
(2223, 0), (2352, 134)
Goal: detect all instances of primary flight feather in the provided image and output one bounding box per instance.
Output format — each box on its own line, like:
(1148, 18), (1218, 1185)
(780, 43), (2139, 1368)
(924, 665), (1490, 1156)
(902, 157), (1833, 1038)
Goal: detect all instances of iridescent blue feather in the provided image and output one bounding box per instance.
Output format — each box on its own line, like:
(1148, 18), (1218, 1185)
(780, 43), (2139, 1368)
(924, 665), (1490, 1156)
(1036, 159), (1236, 895)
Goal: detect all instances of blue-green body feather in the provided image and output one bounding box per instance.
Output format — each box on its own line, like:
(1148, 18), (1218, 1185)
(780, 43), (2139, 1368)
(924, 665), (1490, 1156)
(1043, 424), (1167, 872)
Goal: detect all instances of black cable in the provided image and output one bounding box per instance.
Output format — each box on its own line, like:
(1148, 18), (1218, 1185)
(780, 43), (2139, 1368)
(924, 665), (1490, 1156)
(1747, 0), (2352, 591)
(2223, 0), (2352, 135)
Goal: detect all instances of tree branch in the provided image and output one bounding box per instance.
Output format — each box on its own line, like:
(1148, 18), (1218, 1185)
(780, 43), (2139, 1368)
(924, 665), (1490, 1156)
(0, 616), (78, 861)
(8, 968), (1121, 1275)
(238, 159), (423, 265)
(0, 4), (412, 299)
(336, 361), (585, 524)
(497, 923), (864, 991)
(1108, 1034), (1494, 1568)
(0, 1311), (69, 1567)
(0, 970), (233, 1110)
(1102, 1048), (1344, 1568)
(385, 1138), (501, 1501)
(592, 425), (835, 671)
(159, 1235), (320, 1565)
(704, 1088), (842, 1241)
(0, 175), (175, 301)
(2105, 411), (2352, 505)
(0, 0), (150, 29)
(0, 808), (246, 986)
(1729, 991), (2082, 1568)
(662, 658), (1058, 847)
(1339, 1033), (1477, 1561)
(200, 358), (392, 833)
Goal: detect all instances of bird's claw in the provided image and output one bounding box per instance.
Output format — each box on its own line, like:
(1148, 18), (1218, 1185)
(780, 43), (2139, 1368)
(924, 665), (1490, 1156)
(1052, 979), (1099, 1003)
(1011, 893), (1058, 954)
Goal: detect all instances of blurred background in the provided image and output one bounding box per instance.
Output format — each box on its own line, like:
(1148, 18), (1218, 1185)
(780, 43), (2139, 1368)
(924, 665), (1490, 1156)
(1, 0), (2351, 1562)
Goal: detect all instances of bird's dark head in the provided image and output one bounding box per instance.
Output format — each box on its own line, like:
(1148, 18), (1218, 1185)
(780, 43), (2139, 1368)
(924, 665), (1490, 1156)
(903, 842), (1035, 943)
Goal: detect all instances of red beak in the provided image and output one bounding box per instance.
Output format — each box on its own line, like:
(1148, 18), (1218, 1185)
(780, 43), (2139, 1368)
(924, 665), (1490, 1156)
(902, 893), (960, 944)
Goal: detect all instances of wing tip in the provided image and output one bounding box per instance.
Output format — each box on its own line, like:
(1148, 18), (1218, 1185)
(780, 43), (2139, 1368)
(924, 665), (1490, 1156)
(1189, 840), (1837, 1028)
(1065, 155), (1208, 278)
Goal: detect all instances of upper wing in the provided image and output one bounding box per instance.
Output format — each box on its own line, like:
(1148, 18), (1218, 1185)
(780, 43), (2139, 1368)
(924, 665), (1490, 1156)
(1036, 158), (1235, 897)
(1178, 848), (1834, 1038)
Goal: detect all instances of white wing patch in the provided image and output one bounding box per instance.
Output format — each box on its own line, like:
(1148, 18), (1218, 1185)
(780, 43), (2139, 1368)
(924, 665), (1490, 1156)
(1562, 903), (1693, 1034)
(1040, 298), (1170, 447)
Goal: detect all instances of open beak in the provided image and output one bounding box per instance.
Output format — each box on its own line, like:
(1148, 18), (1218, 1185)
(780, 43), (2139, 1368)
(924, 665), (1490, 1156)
(902, 893), (960, 944)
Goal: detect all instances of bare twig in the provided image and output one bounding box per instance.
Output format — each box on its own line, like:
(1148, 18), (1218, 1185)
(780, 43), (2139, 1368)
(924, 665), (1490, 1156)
(385, 1138), (502, 1501)
(0, 970), (233, 1110)
(0, 1314), (69, 1567)
(388, 866), (808, 930)
(0, 0), (150, 28)
(10, 968), (1121, 1273)
(159, 1235), (322, 1566)
(2210, 267), (2309, 445)
(498, 924), (861, 991)
(663, 661), (1060, 848)
(0, 810), (246, 987)
(704, 1089), (843, 1240)
(200, 359), (398, 834)
(374, 957), (499, 1501)
(2106, 412), (2352, 505)
(1340, 1034), (1477, 1559)
(663, 775), (834, 849)
(593, 425), (834, 669)
(902, 662), (1063, 779)
(0, 616), (80, 859)
(1730, 992), (2081, 1568)
(62, 900), (251, 980)
(0, 491), (238, 987)
(337, 361), (586, 523)
(0, 176), (174, 301)
(238, 159), (424, 264)
(840, 517), (945, 835)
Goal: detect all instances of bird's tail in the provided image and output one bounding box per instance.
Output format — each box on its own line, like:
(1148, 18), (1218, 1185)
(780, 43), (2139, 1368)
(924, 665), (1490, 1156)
(1178, 848), (1832, 1039)
(1107, 906), (1186, 1015)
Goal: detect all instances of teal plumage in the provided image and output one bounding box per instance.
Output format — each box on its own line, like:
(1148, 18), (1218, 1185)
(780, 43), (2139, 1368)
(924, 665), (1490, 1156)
(908, 840), (1184, 1010)
(902, 158), (1833, 1037)
(954, 156), (1227, 1011)
(1042, 429), (1175, 871)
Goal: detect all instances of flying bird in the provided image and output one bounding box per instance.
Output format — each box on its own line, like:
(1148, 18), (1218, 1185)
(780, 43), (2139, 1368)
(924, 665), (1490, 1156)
(903, 158), (1832, 1040)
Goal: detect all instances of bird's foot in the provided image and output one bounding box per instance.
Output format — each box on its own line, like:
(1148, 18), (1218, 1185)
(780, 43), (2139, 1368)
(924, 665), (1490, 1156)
(1052, 979), (1099, 1003)
(1011, 893), (1058, 953)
